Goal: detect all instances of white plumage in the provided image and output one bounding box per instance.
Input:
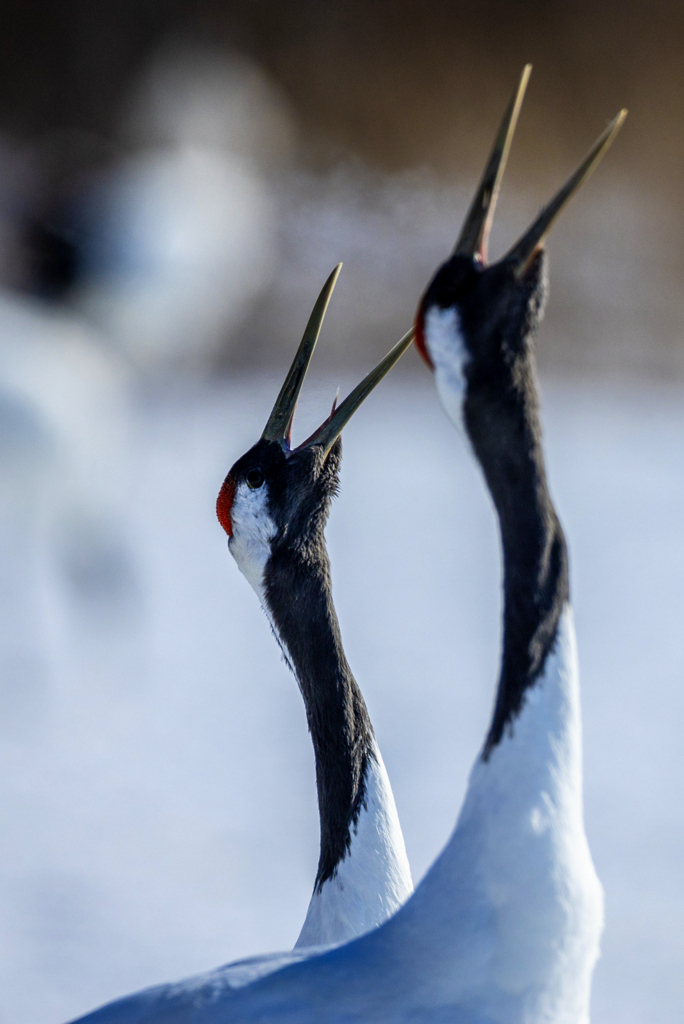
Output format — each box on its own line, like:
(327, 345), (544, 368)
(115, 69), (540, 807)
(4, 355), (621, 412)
(423, 304), (469, 437)
(68, 606), (601, 1024)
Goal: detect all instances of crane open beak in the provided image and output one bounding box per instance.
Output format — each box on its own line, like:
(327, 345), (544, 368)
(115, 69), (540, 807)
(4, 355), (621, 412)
(262, 265), (415, 458)
(452, 64), (627, 275)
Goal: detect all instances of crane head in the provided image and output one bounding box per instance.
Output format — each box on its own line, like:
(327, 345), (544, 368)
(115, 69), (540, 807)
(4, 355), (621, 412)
(415, 65), (625, 435)
(217, 266), (413, 579)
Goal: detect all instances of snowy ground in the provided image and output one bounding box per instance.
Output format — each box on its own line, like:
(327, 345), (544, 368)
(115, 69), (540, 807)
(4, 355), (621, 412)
(0, 369), (683, 1024)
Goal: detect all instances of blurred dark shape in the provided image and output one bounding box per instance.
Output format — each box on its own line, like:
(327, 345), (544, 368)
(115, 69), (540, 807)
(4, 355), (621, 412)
(22, 215), (81, 301)
(0, 128), (120, 301)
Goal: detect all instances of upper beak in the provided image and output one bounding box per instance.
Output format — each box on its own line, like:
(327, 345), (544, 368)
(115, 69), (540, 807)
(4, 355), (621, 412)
(453, 64), (627, 275)
(262, 263), (342, 446)
(454, 64), (531, 263)
(262, 266), (414, 458)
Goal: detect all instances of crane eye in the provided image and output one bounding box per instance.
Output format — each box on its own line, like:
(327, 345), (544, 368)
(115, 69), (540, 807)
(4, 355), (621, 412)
(246, 468), (265, 490)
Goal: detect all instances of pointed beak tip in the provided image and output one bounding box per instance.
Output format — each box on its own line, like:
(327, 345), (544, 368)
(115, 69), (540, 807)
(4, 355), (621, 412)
(261, 265), (344, 444)
(454, 65), (532, 261)
(505, 100), (628, 275)
(295, 327), (415, 456)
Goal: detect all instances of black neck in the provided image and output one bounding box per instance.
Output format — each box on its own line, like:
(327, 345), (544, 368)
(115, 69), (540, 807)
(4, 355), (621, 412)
(466, 360), (569, 758)
(263, 535), (374, 889)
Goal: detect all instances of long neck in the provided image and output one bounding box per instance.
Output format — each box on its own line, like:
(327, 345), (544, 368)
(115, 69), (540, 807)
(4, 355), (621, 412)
(466, 364), (569, 757)
(363, 358), (600, 1021)
(262, 533), (411, 947)
(265, 537), (374, 887)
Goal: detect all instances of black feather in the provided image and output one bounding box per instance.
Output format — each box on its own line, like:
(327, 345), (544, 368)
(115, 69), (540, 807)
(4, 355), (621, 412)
(227, 437), (375, 889)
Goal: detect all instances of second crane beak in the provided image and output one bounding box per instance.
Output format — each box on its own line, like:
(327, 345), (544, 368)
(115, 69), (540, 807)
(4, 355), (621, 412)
(453, 64), (627, 277)
(262, 265), (414, 459)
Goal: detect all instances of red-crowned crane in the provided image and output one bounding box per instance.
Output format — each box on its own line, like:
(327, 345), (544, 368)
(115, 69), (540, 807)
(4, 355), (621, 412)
(68, 67), (626, 1024)
(216, 268), (414, 948)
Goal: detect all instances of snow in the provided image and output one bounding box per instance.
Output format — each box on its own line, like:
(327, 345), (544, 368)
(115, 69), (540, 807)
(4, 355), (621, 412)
(0, 367), (683, 1024)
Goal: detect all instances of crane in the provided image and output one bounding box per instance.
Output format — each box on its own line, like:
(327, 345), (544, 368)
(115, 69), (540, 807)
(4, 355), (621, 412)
(216, 266), (414, 948)
(67, 67), (626, 1024)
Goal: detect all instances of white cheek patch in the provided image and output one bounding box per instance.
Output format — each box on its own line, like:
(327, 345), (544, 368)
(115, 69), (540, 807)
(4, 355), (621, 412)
(228, 481), (277, 605)
(423, 305), (470, 436)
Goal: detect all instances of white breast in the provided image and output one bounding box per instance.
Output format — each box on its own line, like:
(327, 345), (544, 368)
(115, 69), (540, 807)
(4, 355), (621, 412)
(228, 481), (277, 606)
(382, 603), (604, 1023)
(423, 304), (470, 436)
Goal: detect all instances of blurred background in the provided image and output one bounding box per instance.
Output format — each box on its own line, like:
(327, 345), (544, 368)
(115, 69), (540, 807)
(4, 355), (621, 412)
(0, 2), (682, 1022)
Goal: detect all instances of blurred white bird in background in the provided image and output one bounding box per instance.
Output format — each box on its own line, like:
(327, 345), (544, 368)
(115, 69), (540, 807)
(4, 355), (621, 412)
(73, 44), (294, 372)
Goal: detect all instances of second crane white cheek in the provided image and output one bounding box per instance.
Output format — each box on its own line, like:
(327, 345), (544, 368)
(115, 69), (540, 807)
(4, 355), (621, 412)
(423, 305), (470, 438)
(228, 482), (277, 608)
